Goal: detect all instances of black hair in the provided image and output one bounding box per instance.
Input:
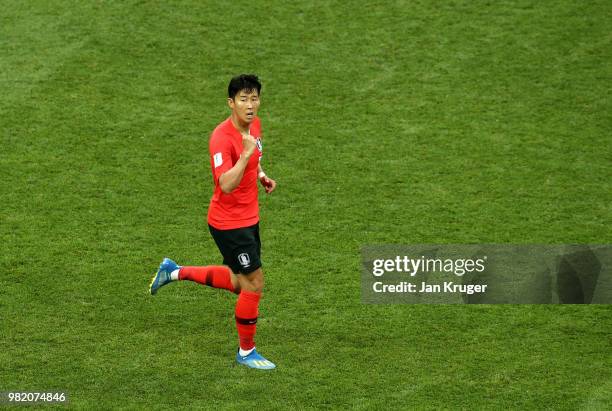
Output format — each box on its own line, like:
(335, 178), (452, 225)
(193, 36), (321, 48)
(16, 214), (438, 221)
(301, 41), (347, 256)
(228, 74), (261, 99)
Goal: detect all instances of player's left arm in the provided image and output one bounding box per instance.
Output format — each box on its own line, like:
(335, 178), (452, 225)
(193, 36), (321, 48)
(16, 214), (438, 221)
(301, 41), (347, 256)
(257, 163), (276, 194)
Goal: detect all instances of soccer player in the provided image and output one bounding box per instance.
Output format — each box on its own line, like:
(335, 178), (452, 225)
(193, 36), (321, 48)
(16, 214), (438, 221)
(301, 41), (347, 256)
(149, 74), (277, 370)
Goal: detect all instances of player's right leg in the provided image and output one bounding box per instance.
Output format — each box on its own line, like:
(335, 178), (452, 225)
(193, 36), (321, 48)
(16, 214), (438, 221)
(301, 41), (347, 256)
(149, 258), (240, 295)
(149, 257), (178, 295)
(178, 265), (240, 294)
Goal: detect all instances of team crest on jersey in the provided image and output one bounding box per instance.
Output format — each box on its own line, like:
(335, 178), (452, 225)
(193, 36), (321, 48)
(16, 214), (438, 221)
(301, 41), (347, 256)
(238, 253), (251, 267)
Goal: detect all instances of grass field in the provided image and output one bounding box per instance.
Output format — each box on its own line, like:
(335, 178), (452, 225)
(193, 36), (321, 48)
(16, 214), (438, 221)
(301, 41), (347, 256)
(1, 0), (611, 409)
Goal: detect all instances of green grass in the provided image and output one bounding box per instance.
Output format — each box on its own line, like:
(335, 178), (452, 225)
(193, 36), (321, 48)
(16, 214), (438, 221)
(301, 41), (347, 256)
(1, 0), (611, 409)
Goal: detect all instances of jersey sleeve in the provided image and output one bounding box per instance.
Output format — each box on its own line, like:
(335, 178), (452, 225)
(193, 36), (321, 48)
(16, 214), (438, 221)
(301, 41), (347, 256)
(209, 132), (234, 185)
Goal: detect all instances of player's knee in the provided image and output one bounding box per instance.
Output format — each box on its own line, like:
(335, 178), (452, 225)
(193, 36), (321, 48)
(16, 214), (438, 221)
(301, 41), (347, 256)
(240, 268), (264, 293)
(251, 276), (264, 293)
(247, 276), (264, 293)
(240, 280), (263, 293)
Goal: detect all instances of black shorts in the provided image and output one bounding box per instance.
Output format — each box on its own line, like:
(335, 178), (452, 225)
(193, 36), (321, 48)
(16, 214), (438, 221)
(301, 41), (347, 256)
(208, 223), (261, 275)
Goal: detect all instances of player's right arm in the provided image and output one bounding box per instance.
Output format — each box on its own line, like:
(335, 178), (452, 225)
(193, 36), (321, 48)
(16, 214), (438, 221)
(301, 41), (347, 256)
(218, 133), (257, 194)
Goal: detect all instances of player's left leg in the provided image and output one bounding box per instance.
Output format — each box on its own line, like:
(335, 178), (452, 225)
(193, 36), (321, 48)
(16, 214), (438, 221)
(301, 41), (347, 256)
(234, 268), (263, 352)
(234, 267), (275, 369)
(236, 267), (263, 292)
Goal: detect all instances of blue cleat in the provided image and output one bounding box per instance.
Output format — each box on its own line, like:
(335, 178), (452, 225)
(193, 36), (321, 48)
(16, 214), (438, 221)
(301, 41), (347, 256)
(236, 349), (276, 370)
(149, 258), (180, 295)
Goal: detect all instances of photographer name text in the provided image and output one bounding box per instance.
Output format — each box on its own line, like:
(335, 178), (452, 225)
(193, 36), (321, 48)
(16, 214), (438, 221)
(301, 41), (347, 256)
(372, 281), (487, 294)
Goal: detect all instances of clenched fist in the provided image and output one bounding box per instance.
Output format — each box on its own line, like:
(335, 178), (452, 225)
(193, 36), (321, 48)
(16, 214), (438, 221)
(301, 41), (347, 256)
(242, 133), (257, 157)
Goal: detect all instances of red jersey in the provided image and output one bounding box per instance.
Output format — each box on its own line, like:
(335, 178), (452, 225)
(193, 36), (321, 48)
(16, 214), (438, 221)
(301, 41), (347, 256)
(207, 116), (263, 229)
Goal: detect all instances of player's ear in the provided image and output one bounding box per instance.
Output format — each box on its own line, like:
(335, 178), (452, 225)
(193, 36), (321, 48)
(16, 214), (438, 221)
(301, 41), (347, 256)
(227, 98), (234, 109)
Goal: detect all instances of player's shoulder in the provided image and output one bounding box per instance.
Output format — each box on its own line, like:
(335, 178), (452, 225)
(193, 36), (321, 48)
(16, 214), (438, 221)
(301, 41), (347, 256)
(210, 118), (233, 145)
(211, 117), (231, 138)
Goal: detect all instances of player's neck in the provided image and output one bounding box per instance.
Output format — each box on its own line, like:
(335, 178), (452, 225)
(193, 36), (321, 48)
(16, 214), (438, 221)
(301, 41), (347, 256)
(230, 113), (249, 134)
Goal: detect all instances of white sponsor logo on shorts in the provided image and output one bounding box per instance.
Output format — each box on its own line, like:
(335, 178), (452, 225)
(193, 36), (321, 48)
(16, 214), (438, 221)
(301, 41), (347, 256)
(238, 253), (251, 267)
